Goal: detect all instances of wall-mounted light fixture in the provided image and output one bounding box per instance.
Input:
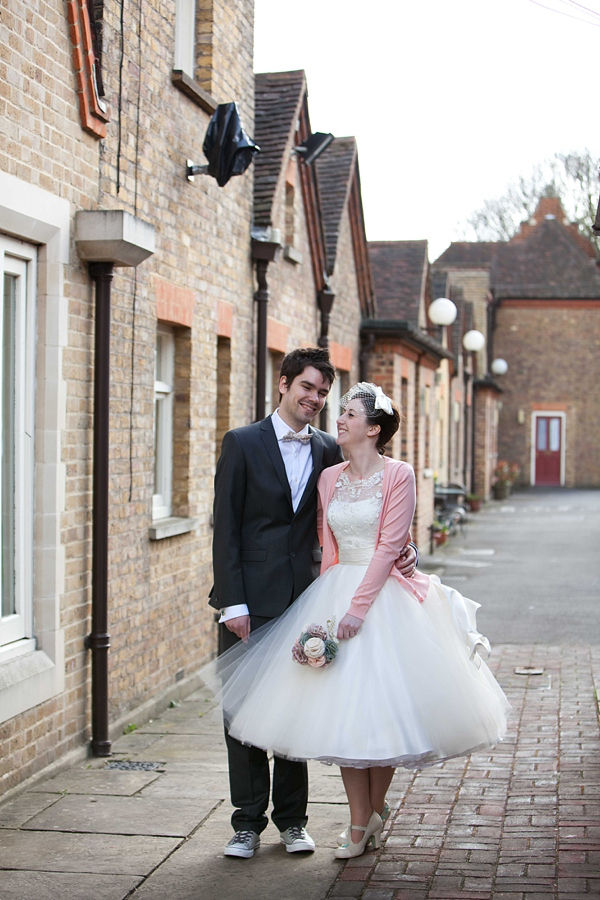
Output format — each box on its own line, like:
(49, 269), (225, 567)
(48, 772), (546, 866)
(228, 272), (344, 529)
(491, 358), (508, 376)
(294, 132), (334, 165)
(428, 296), (457, 326)
(462, 330), (485, 353)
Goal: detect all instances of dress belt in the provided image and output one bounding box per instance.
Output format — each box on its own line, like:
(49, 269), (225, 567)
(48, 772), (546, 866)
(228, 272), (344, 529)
(338, 548), (374, 565)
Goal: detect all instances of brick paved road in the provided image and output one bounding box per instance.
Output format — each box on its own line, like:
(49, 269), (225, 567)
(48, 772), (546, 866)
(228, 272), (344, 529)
(326, 490), (600, 899)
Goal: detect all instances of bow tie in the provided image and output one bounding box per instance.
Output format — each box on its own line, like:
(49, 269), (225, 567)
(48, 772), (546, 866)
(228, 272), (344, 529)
(281, 430), (313, 444)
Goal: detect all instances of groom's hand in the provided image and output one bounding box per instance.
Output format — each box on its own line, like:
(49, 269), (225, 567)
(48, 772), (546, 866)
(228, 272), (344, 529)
(225, 614), (251, 643)
(398, 542), (417, 577)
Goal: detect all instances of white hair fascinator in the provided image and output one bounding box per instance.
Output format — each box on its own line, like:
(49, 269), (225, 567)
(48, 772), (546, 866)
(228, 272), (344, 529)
(339, 382), (394, 416)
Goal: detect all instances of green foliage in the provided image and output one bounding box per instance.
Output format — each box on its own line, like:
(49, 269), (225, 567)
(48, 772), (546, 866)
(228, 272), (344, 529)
(122, 723), (138, 734)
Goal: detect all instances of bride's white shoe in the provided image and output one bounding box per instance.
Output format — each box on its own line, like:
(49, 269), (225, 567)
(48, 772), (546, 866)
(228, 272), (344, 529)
(334, 811), (383, 859)
(338, 801), (389, 847)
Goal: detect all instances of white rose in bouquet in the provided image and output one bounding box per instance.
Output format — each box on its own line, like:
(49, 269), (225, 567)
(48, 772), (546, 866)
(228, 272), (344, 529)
(303, 637), (325, 659)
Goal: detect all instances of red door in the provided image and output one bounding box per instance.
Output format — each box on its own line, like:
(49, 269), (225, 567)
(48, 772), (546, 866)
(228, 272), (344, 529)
(535, 416), (562, 485)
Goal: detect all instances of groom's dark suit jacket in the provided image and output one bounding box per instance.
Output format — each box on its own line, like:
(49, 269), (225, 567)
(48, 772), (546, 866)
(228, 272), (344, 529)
(210, 416), (343, 618)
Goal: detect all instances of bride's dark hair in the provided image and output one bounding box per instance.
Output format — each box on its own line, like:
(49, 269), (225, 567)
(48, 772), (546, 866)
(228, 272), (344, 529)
(340, 383), (400, 454)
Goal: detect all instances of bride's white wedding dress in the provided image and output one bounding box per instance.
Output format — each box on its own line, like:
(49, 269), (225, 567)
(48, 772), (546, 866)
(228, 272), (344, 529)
(205, 469), (510, 769)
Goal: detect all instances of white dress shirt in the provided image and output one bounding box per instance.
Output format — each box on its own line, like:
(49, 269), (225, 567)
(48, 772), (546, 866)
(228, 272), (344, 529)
(219, 409), (314, 623)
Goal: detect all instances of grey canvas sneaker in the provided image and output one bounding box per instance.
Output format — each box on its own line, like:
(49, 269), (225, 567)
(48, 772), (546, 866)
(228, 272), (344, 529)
(224, 830), (261, 858)
(279, 825), (316, 853)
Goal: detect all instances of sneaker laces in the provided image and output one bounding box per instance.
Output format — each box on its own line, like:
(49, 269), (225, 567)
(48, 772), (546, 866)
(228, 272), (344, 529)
(286, 826), (306, 840)
(229, 830), (256, 845)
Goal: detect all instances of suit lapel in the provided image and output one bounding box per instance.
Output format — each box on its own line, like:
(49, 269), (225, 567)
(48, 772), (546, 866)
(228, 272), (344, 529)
(295, 426), (323, 516)
(259, 418), (293, 504)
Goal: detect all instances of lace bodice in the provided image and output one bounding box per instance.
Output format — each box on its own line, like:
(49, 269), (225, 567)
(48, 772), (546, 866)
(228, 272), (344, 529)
(326, 469), (383, 563)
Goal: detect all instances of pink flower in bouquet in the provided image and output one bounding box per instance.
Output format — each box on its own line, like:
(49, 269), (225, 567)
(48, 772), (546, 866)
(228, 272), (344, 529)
(307, 655), (327, 667)
(293, 619), (339, 669)
(292, 641), (308, 664)
(305, 624), (328, 641)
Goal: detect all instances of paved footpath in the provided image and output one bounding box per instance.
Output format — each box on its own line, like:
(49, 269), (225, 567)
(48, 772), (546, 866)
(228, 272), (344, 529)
(0, 491), (599, 899)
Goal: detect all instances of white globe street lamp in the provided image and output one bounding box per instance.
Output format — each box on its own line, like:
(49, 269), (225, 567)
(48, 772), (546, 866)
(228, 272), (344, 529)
(427, 297), (457, 326)
(491, 358), (508, 376)
(462, 330), (485, 353)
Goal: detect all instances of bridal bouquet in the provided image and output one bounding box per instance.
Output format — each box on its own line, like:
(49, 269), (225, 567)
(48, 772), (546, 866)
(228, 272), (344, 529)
(292, 619), (339, 669)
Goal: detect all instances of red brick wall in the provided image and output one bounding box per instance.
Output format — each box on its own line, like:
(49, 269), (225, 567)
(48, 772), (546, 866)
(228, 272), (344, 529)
(495, 304), (600, 487)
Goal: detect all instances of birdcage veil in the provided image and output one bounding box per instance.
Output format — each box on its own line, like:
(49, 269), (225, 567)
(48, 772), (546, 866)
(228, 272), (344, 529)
(339, 382), (394, 417)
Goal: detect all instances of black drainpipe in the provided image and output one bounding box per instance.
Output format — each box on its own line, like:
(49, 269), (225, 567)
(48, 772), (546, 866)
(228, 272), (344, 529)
(254, 258), (269, 422)
(85, 261), (113, 757)
(251, 235), (281, 422)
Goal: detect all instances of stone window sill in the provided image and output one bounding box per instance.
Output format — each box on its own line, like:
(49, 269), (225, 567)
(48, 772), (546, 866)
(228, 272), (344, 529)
(284, 245), (303, 265)
(149, 516), (198, 541)
(171, 70), (217, 115)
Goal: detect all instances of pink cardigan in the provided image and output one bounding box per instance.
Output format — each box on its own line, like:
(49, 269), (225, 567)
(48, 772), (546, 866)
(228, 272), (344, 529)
(316, 457), (430, 620)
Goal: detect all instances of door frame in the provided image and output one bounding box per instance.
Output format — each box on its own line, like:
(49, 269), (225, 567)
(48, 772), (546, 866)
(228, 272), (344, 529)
(530, 411), (566, 486)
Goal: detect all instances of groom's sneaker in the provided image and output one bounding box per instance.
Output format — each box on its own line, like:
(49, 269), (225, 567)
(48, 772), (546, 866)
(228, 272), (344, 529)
(279, 826), (316, 853)
(224, 830), (260, 858)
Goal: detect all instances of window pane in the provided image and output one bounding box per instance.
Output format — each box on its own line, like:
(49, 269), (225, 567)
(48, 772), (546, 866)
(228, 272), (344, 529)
(2, 275), (16, 618)
(549, 418), (560, 452)
(537, 418), (547, 451)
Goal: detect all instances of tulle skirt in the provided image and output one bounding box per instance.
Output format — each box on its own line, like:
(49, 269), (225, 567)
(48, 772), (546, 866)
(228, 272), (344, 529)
(201, 570), (510, 769)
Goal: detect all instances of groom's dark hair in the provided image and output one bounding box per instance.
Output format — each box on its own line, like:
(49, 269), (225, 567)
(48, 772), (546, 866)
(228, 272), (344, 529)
(279, 348), (336, 397)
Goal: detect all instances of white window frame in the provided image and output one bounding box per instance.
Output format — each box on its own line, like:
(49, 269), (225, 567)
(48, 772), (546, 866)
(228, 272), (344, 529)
(174, 0), (196, 76)
(326, 375), (341, 437)
(0, 170), (69, 722)
(153, 326), (175, 520)
(0, 238), (36, 650)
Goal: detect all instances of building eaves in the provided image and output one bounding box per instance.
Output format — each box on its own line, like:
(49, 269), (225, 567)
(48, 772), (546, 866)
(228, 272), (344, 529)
(361, 319), (453, 361)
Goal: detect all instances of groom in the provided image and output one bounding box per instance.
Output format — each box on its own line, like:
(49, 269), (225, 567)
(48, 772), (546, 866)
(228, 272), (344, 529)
(210, 348), (416, 859)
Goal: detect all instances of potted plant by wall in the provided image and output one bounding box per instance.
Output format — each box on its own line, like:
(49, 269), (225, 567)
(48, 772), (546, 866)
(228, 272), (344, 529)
(492, 461), (520, 500)
(432, 520), (449, 546)
(466, 493), (481, 512)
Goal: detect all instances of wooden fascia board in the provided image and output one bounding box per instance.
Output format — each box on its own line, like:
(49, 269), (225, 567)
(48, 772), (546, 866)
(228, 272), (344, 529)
(348, 165), (376, 318)
(66, 0), (109, 138)
(297, 97), (327, 292)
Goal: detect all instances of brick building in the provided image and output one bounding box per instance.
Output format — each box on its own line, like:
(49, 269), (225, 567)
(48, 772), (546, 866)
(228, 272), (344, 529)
(251, 72), (370, 427)
(433, 196), (600, 492)
(431, 246), (503, 501)
(1, 0), (257, 795)
(491, 197), (600, 487)
(0, 3), (379, 796)
(366, 242), (451, 548)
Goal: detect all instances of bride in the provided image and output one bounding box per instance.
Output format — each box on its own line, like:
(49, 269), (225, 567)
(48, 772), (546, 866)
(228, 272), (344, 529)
(207, 383), (510, 859)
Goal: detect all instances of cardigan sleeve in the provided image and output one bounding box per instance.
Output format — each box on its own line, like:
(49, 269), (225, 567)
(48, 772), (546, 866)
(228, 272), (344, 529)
(347, 464), (416, 620)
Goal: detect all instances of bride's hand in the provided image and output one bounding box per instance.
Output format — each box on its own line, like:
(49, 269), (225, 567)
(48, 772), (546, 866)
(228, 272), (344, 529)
(337, 613), (363, 641)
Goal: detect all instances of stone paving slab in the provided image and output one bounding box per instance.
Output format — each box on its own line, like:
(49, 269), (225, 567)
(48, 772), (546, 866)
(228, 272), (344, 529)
(21, 793), (219, 837)
(29, 767), (161, 796)
(0, 870), (141, 900)
(130, 801), (344, 900)
(0, 829), (179, 875)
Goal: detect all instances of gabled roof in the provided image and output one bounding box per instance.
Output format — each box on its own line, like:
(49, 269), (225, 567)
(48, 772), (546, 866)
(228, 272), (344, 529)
(369, 241), (428, 325)
(433, 242), (499, 269)
(315, 137), (375, 317)
(492, 218), (600, 299)
(253, 70), (306, 228)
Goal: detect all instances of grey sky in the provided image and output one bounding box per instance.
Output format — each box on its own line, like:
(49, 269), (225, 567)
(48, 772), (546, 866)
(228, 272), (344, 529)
(253, 0), (599, 260)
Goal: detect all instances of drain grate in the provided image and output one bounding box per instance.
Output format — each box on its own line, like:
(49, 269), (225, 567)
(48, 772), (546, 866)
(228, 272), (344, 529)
(104, 760), (165, 771)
